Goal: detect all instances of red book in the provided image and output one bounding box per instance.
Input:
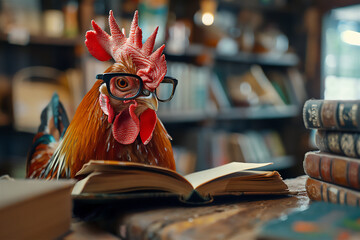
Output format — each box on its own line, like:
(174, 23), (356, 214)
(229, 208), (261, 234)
(306, 177), (360, 207)
(303, 151), (360, 190)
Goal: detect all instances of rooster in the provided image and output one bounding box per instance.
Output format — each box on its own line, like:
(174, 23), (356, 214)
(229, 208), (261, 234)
(26, 11), (177, 179)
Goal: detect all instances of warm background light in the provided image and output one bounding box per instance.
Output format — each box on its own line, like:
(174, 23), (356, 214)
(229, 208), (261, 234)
(201, 12), (214, 26)
(199, 0), (217, 26)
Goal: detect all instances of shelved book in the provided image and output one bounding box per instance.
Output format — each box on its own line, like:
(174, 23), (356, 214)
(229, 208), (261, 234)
(227, 65), (286, 107)
(210, 130), (288, 168)
(158, 62), (211, 114)
(71, 160), (290, 204)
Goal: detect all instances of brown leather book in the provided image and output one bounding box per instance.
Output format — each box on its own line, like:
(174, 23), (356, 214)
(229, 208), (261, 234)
(305, 177), (360, 207)
(316, 130), (360, 158)
(303, 99), (360, 131)
(303, 151), (360, 190)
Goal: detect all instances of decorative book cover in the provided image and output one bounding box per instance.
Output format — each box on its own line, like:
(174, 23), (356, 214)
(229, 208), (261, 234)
(305, 177), (360, 207)
(303, 151), (360, 190)
(258, 202), (360, 240)
(303, 99), (360, 131)
(315, 130), (360, 158)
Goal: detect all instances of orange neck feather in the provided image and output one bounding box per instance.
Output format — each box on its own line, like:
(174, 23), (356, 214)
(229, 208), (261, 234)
(59, 80), (113, 176)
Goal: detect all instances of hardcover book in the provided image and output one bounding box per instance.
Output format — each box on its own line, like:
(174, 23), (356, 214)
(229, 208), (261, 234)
(303, 151), (360, 190)
(0, 178), (75, 239)
(305, 177), (360, 206)
(303, 99), (360, 131)
(71, 160), (289, 203)
(315, 130), (360, 158)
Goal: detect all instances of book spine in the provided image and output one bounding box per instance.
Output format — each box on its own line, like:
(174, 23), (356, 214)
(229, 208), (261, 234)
(305, 177), (360, 207)
(303, 99), (360, 130)
(316, 130), (360, 158)
(303, 152), (360, 190)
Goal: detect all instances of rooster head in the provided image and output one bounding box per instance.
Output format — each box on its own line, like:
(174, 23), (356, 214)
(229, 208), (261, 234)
(85, 10), (169, 146)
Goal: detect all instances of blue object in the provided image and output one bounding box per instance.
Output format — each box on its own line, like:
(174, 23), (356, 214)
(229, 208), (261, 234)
(258, 202), (360, 240)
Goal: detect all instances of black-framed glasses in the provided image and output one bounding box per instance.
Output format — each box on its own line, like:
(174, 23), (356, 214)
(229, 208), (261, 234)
(96, 73), (178, 102)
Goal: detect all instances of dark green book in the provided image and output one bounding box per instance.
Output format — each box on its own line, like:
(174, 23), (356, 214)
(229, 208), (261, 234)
(315, 130), (360, 158)
(303, 99), (360, 131)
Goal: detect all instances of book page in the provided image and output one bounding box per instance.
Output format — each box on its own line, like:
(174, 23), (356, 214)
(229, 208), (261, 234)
(73, 160), (194, 195)
(195, 171), (288, 196)
(185, 162), (272, 189)
(76, 160), (188, 183)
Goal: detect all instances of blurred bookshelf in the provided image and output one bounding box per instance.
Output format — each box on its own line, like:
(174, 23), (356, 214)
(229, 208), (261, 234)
(0, 33), (82, 46)
(158, 105), (300, 123)
(0, 0), (314, 178)
(215, 105), (300, 120)
(215, 52), (299, 67)
(158, 111), (212, 123)
(256, 156), (296, 171)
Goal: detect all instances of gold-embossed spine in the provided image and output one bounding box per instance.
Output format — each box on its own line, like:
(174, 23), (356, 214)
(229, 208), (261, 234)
(303, 100), (360, 130)
(321, 101), (337, 128)
(315, 130), (360, 158)
(305, 177), (360, 206)
(337, 102), (360, 129)
(303, 99), (322, 129)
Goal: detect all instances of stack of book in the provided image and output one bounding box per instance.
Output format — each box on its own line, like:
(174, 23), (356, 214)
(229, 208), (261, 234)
(303, 99), (360, 206)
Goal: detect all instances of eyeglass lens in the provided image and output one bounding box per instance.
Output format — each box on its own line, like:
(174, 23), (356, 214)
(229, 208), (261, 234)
(109, 75), (141, 99)
(156, 81), (174, 101)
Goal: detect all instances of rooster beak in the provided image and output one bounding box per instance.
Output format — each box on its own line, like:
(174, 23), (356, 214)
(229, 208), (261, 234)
(137, 92), (158, 111)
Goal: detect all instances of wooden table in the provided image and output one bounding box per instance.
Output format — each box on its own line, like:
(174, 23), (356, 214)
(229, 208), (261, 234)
(68, 175), (309, 240)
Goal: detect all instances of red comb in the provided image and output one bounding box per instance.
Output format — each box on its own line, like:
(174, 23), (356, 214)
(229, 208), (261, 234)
(85, 10), (167, 91)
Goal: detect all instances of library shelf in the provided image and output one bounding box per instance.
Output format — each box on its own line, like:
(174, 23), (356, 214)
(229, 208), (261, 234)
(158, 110), (214, 123)
(215, 105), (300, 120)
(0, 33), (82, 47)
(215, 52), (299, 67)
(158, 105), (300, 124)
(165, 45), (299, 68)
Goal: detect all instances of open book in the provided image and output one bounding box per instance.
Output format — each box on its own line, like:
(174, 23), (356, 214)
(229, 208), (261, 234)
(72, 160), (289, 203)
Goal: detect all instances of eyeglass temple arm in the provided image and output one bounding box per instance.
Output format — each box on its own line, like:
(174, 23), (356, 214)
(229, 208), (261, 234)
(163, 77), (178, 88)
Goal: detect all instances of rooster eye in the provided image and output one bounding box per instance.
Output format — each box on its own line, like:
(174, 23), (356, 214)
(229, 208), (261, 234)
(108, 75), (141, 99)
(116, 78), (129, 89)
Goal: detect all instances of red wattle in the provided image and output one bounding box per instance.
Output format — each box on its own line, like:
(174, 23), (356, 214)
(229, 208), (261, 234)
(140, 109), (157, 145)
(112, 104), (139, 145)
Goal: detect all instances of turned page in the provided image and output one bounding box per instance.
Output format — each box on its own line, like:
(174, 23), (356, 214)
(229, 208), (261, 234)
(184, 162), (272, 189)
